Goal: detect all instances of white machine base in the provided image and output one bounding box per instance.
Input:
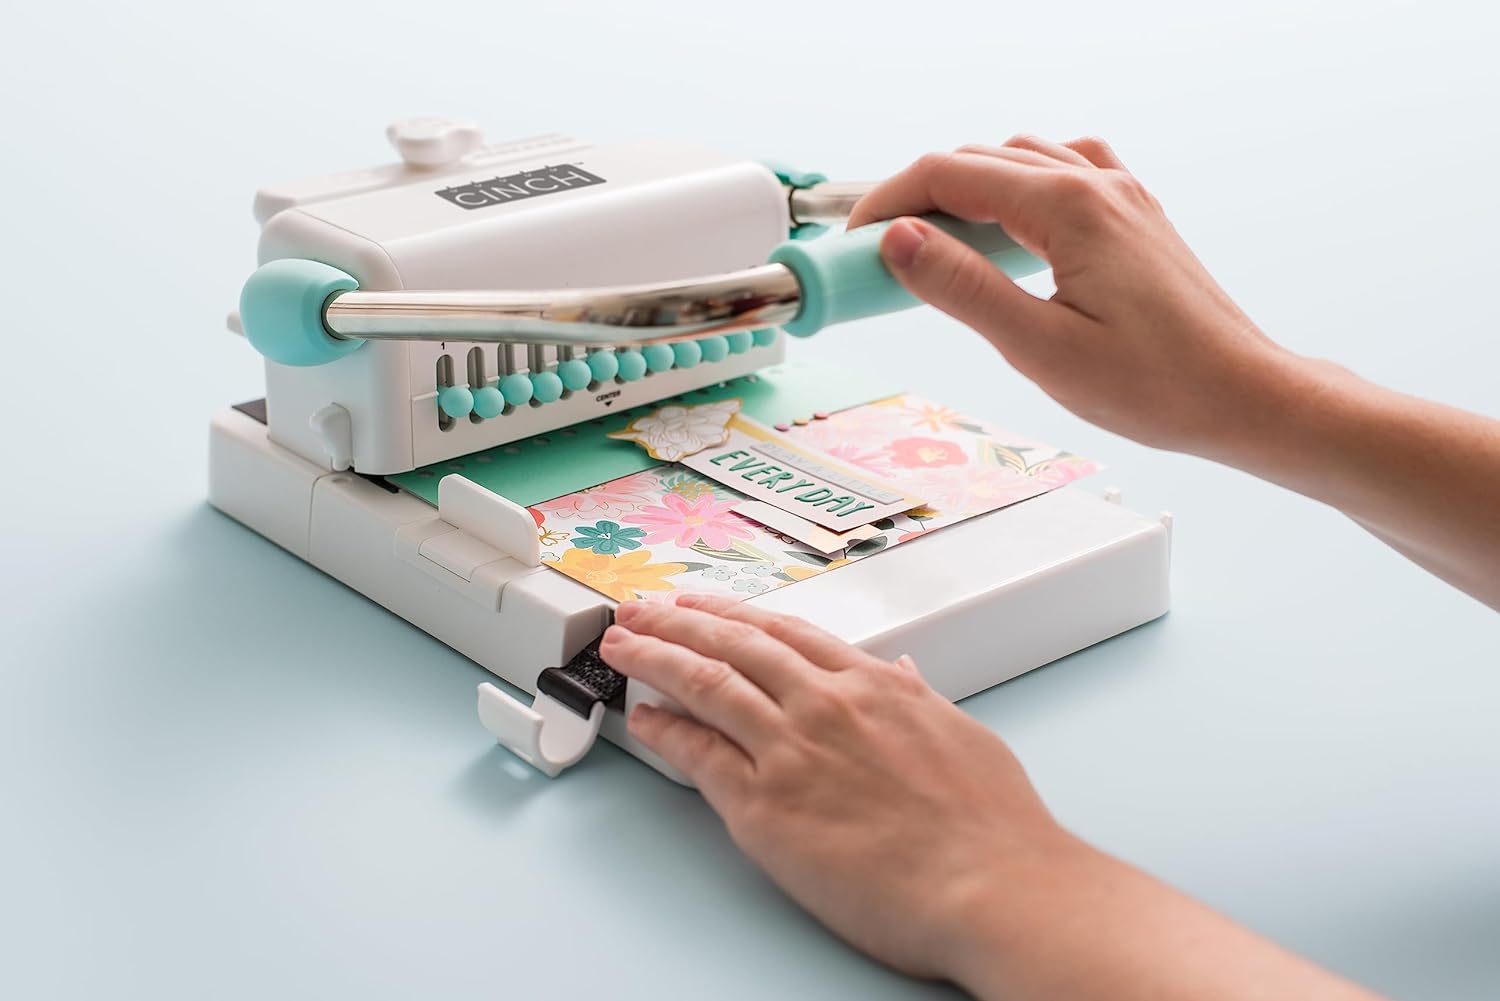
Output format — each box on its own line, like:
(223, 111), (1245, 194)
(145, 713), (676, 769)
(209, 406), (1171, 783)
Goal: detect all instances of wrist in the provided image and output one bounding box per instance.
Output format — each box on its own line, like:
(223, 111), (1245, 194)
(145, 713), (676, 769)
(932, 826), (1105, 998)
(1191, 341), (1362, 479)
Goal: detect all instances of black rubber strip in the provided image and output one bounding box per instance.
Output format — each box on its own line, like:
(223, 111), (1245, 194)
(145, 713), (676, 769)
(537, 638), (626, 718)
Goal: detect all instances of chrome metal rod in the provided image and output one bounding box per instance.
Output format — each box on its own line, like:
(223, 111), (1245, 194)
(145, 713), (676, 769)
(789, 181), (876, 227)
(324, 262), (802, 347)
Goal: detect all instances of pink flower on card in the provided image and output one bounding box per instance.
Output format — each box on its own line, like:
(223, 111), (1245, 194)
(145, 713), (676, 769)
(823, 442), (895, 475)
(624, 492), (755, 550)
(886, 436), (968, 469)
(535, 470), (660, 518)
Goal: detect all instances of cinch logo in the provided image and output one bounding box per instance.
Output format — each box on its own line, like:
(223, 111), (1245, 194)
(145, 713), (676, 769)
(436, 165), (606, 210)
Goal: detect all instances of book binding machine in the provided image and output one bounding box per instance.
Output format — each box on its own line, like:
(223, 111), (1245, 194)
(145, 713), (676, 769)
(214, 117), (1171, 781)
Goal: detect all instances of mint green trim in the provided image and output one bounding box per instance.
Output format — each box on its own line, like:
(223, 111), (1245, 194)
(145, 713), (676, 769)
(672, 340), (702, 369)
(726, 331), (753, 354)
(762, 160), (831, 239)
(767, 213), (1046, 337)
(240, 259), (360, 367)
(388, 362), (901, 508)
(752, 328), (778, 347)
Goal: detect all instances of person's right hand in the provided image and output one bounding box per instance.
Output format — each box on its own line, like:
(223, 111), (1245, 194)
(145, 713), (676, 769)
(848, 137), (1308, 462)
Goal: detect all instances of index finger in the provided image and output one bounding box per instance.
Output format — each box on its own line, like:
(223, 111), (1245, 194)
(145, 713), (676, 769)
(845, 150), (1054, 231)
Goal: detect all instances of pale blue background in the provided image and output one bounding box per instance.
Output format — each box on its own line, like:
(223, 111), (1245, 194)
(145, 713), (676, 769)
(2, 2), (1497, 998)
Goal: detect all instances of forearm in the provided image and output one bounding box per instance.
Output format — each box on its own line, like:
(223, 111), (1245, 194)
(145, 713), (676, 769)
(1210, 350), (1500, 609)
(947, 836), (1382, 1001)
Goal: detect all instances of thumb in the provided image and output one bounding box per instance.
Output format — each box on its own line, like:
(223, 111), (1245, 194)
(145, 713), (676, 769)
(880, 217), (1059, 361)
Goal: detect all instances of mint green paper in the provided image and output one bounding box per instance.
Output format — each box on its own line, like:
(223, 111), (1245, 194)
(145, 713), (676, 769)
(388, 362), (900, 508)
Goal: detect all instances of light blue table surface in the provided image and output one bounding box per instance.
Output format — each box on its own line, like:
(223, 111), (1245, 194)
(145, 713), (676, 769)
(3, 3), (1497, 998)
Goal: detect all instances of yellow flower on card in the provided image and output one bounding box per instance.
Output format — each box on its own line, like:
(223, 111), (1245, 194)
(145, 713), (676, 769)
(550, 547), (688, 602)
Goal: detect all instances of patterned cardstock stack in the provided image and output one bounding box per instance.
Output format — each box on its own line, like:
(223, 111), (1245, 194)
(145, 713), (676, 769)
(530, 394), (1099, 603)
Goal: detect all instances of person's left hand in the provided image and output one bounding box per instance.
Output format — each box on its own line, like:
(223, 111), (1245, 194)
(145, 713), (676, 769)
(598, 595), (1076, 987)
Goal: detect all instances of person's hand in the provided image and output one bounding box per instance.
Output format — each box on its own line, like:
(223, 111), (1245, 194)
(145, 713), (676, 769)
(599, 594), (1072, 986)
(848, 136), (1310, 463)
(600, 596), (1391, 1001)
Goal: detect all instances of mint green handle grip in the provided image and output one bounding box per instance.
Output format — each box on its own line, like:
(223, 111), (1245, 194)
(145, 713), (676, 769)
(766, 214), (1046, 337)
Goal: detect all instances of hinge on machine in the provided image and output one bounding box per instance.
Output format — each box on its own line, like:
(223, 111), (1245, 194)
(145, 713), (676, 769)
(477, 639), (627, 777)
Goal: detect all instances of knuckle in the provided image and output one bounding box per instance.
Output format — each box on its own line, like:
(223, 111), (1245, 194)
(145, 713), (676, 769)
(708, 619), (759, 651)
(682, 658), (734, 700)
(935, 250), (992, 303)
(793, 681), (855, 729)
(1073, 134), (1112, 156)
(911, 150), (957, 179)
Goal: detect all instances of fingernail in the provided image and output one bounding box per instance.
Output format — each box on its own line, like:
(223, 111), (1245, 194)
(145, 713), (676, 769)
(602, 624), (634, 644)
(628, 703), (658, 729)
(615, 601), (642, 623)
(881, 218), (927, 270)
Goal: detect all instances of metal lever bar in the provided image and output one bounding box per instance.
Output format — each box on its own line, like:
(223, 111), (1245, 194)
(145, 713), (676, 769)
(240, 205), (1046, 368)
(788, 181), (875, 227)
(323, 263), (802, 348)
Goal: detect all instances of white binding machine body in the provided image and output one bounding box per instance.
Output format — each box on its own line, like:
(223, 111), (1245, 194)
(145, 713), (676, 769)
(211, 117), (1171, 781)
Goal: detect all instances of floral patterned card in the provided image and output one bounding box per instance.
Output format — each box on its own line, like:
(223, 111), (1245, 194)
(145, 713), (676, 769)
(529, 395), (1099, 603)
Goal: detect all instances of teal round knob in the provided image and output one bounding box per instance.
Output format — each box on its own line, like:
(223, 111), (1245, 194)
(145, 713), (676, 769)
(752, 328), (778, 347)
(240, 259), (361, 367)
(616, 350), (647, 381)
(500, 372), (534, 406)
(437, 385), (474, 419)
(697, 336), (729, 363)
(586, 350), (619, 383)
(472, 386), (505, 419)
(531, 370), (564, 403)
(672, 340), (702, 369)
(558, 358), (592, 391)
(643, 343), (674, 373)
(726, 331), (753, 354)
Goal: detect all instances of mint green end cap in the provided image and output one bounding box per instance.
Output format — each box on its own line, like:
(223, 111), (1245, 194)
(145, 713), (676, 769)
(438, 385), (474, 418)
(240, 259), (360, 367)
(763, 160), (830, 241)
(766, 212), (1047, 337)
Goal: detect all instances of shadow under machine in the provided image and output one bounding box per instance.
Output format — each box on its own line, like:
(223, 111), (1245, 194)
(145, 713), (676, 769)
(213, 117), (1171, 781)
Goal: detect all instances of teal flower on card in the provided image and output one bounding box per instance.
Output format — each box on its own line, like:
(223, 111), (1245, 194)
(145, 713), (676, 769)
(572, 520), (647, 555)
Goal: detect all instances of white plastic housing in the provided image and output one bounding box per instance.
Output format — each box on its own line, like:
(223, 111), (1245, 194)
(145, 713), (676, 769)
(210, 407), (1171, 784)
(252, 133), (790, 475)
